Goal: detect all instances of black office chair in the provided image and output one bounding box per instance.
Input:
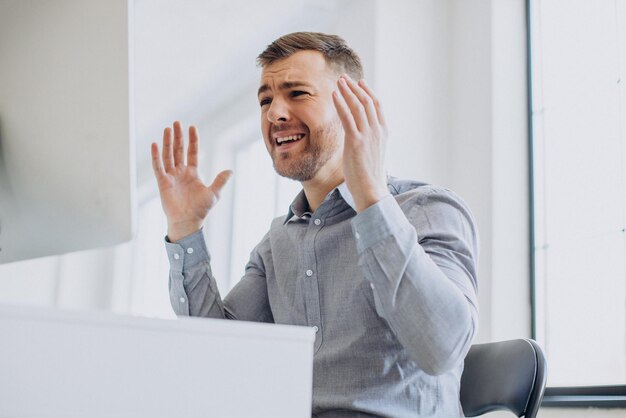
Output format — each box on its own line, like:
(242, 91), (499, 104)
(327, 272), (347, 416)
(460, 339), (547, 417)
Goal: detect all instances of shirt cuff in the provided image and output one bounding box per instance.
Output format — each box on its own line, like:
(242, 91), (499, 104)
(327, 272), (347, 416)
(164, 229), (210, 273)
(351, 194), (408, 254)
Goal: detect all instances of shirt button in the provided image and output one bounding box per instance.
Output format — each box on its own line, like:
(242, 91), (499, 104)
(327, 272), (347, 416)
(314, 219), (321, 226)
(355, 231), (360, 240)
(179, 297), (185, 303)
(313, 326), (319, 333)
(173, 253), (180, 260)
(305, 269), (313, 277)
(187, 247), (194, 254)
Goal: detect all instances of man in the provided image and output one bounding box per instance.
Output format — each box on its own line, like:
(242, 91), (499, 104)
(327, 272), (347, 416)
(151, 32), (479, 417)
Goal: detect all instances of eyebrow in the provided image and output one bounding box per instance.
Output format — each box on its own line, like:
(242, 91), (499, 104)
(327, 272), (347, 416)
(257, 81), (313, 97)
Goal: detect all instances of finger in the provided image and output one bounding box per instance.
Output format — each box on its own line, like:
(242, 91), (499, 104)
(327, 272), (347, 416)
(162, 126), (174, 172)
(151, 142), (165, 178)
(337, 77), (368, 132)
(332, 89), (358, 135)
(173, 121), (185, 166)
(357, 79), (387, 127)
(342, 76), (378, 127)
(188, 126), (199, 167)
(208, 170), (233, 198)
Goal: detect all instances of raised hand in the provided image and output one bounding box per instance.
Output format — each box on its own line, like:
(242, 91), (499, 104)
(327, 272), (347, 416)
(332, 75), (389, 213)
(151, 121), (232, 242)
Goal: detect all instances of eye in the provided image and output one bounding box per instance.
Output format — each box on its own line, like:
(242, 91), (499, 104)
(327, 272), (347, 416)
(259, 97), (272, 107)
(290, 90), (309, 98)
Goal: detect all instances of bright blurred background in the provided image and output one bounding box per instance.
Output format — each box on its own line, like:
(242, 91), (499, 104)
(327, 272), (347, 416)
(0, 1), (624, 415)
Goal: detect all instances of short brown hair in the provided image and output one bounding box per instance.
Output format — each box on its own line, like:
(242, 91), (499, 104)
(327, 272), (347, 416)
(257, 32), (364, 80)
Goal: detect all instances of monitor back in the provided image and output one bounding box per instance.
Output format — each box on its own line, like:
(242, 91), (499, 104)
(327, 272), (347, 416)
(0, 0), (135, 264)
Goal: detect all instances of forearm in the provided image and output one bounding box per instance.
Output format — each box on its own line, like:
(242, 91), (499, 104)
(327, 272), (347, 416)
(353, 193), (479, 376)
(165, 230), (227, 318)
(165, 229), (274, 323)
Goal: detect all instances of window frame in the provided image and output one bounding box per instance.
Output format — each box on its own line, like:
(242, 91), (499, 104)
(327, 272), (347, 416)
(526, 0), (626, 408)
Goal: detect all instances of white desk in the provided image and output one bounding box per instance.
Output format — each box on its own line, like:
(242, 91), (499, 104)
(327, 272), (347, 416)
(0, 304), (315, 418)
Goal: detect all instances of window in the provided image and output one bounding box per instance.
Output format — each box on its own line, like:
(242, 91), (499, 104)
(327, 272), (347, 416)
(228, 138), (302, 289)
(529, 0), (626, 392)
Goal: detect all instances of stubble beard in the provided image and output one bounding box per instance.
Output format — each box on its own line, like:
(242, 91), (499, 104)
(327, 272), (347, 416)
(271, 119), (342, 182)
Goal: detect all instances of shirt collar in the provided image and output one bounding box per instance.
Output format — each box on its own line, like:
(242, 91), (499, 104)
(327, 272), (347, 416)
(283, 182), (358, 224)
(284, 189), (309, 224)
(336, 182), (357, 211)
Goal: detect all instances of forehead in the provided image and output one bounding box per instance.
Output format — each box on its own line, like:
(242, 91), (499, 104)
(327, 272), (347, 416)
(259, 50), (336, 88)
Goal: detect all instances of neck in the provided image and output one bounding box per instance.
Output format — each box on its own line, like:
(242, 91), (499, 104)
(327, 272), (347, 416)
(301, 165), (344, 213)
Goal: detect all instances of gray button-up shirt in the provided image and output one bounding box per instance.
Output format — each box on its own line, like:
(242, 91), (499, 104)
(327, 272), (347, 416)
(165, 178), (479, 417)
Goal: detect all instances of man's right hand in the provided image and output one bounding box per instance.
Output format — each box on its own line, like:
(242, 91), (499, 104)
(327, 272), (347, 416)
(151, 121), (232, 242)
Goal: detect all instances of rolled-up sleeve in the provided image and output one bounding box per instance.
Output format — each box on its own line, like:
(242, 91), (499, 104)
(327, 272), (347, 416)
(351, 188), (479, 376)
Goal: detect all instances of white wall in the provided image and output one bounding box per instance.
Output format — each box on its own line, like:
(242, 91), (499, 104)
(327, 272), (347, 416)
(375, 0), (530, 343)
(374, 0), (452, 187)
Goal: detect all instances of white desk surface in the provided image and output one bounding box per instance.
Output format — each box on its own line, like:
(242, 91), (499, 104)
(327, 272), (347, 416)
(0, 304), (315, 418)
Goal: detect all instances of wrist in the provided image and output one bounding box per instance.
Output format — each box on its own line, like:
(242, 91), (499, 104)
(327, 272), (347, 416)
(354, 188), (390, 213)
(167, 221), (202, 242)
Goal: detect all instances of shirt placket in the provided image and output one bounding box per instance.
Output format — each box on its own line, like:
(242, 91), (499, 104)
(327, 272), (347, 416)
(301, 212), (325, 353)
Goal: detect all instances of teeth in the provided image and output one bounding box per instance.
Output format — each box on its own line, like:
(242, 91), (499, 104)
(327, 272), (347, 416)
(276, 134), (304, 144)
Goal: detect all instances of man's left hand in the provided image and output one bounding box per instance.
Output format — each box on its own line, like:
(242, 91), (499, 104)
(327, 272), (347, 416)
(332, 75), (390, 213)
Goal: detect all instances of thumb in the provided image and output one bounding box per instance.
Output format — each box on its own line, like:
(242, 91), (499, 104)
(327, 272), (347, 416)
(208, 170), (233, 199)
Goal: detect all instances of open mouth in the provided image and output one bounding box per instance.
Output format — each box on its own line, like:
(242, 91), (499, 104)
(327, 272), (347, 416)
(275, 133), (305, 147)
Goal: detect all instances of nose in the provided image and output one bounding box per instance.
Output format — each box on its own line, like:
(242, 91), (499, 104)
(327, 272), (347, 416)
(266, 97), (290, 124)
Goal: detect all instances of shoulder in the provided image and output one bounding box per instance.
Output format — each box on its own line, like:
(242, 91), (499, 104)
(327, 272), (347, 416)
(388, 177), (478, 243)
(388, 177), (471, 215)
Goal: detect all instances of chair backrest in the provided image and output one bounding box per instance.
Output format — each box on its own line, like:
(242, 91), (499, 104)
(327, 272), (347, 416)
(460, 339), (547, 417)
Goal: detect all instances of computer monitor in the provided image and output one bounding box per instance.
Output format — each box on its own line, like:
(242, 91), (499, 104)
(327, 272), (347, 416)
(0, 0), (136, 264)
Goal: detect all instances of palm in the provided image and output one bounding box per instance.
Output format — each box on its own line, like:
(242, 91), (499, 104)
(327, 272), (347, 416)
(332, 76), (389, 212)
(158, 166), (213, 223)
(151, 122), (232, 241)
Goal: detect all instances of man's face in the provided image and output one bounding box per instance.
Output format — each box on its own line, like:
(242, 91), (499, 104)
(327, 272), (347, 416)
(258, 50), (343, 182)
